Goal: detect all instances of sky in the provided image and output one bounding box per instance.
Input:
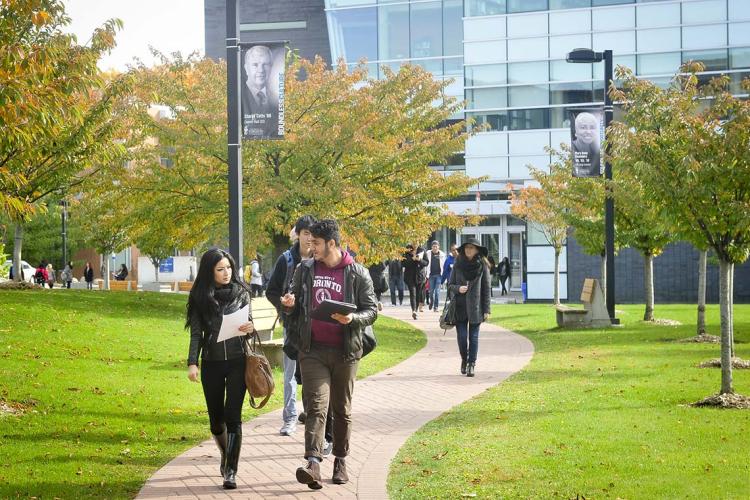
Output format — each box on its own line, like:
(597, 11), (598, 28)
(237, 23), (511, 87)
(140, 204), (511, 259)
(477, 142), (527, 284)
(62, 0), (205, 72)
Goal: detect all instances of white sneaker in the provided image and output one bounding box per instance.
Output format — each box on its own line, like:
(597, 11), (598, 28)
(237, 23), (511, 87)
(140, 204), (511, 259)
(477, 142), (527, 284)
(280, 420), (297, 436)
(377, 302), (383, 311)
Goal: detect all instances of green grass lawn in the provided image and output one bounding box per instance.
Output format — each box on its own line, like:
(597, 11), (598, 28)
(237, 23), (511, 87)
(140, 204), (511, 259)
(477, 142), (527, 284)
(0, 289), (425, 499)
(389, 303), (750, 499)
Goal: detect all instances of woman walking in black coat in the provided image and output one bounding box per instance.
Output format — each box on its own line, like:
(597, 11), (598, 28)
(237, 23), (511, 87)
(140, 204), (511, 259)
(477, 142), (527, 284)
(447, 238), (491, 377)
(185, 248), (255, 489)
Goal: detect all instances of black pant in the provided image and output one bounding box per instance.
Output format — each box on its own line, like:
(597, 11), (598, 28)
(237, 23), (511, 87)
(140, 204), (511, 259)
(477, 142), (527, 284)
(500, 276), (509, 294)
(251, 284), (263, 297)
(407, 283), (423, 312)
(201, 357), (247, 435)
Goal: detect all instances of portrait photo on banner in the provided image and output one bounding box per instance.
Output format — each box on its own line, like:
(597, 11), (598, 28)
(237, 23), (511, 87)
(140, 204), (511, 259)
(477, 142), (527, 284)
(240, 42), (286, 140)
(569, 108), (603, 178)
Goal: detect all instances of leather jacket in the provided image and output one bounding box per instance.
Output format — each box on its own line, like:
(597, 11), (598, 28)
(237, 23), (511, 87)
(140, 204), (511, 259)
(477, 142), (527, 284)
(187, 288), (252, 365)
(283, 257), (377, 362)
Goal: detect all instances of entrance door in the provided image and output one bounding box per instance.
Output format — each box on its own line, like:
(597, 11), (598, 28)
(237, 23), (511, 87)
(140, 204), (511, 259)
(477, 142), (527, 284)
(508, 232), (523, 290)
(459, 230), (500, 287)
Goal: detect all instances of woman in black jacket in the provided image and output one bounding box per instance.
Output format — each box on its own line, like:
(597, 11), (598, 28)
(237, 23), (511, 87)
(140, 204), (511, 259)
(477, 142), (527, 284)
(448, 238), (491, 377)
(185, 248), (255, 489)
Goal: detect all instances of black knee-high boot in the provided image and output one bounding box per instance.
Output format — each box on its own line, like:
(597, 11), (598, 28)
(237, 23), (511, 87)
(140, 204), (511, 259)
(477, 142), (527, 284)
(212, 427), (227, 476)
(223, 431), (242, 489)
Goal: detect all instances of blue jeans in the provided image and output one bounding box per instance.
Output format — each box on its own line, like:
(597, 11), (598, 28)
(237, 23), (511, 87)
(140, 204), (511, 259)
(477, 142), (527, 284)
(282, 327), (298, 423)
(428, 275), (442, 310)
(455, 320), (480, 364)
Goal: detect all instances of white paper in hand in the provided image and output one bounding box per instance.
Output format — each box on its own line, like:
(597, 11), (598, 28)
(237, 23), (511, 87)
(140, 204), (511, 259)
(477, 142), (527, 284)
(217, 304), (250, 342)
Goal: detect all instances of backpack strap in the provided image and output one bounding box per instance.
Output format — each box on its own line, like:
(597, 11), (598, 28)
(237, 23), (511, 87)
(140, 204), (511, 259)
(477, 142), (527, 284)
(282, 250), (294, 293)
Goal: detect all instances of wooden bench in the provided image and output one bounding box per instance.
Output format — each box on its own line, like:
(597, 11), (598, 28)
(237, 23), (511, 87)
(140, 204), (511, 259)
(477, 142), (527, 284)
(251, 297), (279, 342)
(109, 280), (135, 291)
(173, 281), (193, 292)
(556, 278), (611, 328)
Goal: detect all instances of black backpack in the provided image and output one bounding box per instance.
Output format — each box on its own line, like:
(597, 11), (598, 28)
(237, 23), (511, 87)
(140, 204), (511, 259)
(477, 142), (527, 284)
(34, 269), (45, 283)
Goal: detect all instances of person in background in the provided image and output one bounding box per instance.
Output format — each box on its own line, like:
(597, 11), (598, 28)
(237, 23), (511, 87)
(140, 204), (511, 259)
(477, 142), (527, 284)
(61, 261), (73, 289)
(402, 244), (428, 320)
(367, 261), (387, 311)
(498, 256), (511, 296)
(113, 264), (128, 281)
(249, 255), (264, 297)
(387, 257), (404, 306)
(447, 238), (491, 378)
(266, 215), (320, 438)
(34, 262), (48, 286)
(425, 241), (446, 312)
(441, 244), (458, 288)
(46, 263), (56, 288)
(185, 248), (255, 490)
(83, 262), (94, 290)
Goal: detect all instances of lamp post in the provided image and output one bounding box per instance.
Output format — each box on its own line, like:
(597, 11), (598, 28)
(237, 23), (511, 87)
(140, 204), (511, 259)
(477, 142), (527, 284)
(226, 0), (243, 265)
(566, 48), (617, 324)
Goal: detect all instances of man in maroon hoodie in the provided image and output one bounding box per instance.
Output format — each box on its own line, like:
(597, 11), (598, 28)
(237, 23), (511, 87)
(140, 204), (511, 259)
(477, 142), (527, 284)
(281, 219), (377, 490)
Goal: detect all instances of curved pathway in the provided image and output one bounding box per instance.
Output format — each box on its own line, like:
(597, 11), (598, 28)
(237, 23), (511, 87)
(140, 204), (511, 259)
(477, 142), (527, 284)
(137, 306), (534, 499)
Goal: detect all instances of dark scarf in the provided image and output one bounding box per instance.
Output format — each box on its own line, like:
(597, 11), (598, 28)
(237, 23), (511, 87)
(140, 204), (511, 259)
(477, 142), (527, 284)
(214, 283), (242, 305)
(457, 255), (483, 282)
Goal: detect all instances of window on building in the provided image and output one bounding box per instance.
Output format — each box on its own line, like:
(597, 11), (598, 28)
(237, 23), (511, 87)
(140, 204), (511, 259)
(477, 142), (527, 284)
(592, 0), (633, 6)
(508, 37), (549, 61)
(592, 5), (635, 31)
(550, 60), (592, 81)
(378, 4), (409, 61)
(508, 108), (550, 130)
(444, 0), (463, 57)
(729, 71), (750, 94)
(636, 3), (680, 29)
(682, 49), (728, 72)
(682, 0), (726, 24)
(508, 61), (549, 85)
(549, 10), (591, 35)
(507, 0), (548, 13)
(328, 7), (377, 63)
(729, 47), (750, 69)
(729, 0), (750, 21)
(593, 31), (635, 54)
(682, 24), (727, 51)
(411, 1), (443, 60)
(550, 34), (592, 59)
(466, 87), (508, 109)
(637, 27), (681, 52)
(550, 0), (591, 10)
(509, 84), (550, 107)
(466, 64), (508, 87)
(550, 81), (594, 104)
(507, 12), (547, 37)
(729, 22), (750, 46)
(465, 0), (506, 17)
(637, 51), (681, 76)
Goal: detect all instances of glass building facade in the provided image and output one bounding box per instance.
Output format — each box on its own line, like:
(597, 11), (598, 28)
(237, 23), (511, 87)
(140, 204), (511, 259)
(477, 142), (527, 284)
(325, 0), (750, 300)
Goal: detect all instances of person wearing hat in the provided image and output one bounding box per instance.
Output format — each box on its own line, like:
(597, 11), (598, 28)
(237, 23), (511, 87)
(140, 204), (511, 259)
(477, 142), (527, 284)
(447, 238), (491, 377)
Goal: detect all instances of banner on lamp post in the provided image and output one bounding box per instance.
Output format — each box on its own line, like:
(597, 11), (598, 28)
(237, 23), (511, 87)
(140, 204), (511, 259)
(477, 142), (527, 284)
(569, 108), (603, 178)
(240, 41), (287, 140)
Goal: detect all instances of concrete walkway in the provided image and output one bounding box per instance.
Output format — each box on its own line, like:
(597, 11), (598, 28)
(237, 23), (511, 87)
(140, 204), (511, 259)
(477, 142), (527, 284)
(137, 306), (534, 499)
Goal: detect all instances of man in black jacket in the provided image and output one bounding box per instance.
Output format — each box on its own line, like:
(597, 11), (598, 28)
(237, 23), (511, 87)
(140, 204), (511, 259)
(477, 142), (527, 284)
(266, 215), (316, 437)
(281, 219), (377, 490)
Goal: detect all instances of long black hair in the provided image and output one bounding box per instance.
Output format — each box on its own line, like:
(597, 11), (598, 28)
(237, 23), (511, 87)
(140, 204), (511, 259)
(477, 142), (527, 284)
(185, 248), (249, 330)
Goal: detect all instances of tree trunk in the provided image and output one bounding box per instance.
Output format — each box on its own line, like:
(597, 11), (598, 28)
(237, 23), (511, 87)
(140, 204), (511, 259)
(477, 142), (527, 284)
(152, 258), (160, 283)
(12, 224), (23, 282)
(553, 248), (560, 305)
(600, 253), (606, 306)
(718, 258), (733, 395)
(697, 249), (707, 335)
(273, 232), (290, 262)
(104, 255), (111, 291)
(729, 262), (734, 358)
(643, 252), (654, 321)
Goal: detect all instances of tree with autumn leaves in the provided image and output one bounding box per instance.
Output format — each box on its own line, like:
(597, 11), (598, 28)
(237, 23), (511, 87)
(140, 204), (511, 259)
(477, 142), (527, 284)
(0, 0), (132, 280)
(88, 53), (479, 265)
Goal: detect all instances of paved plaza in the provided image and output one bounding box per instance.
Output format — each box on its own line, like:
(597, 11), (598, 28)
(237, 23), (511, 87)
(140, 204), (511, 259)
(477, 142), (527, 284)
(137, 306), (533, 499)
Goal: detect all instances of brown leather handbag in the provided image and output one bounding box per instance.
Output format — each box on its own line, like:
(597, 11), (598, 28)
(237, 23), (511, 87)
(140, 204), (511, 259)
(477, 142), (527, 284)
(243, 334), (275, 409)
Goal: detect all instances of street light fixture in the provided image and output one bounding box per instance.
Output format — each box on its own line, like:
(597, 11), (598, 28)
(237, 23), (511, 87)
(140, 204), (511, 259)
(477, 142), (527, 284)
(566, 48), (618, 325)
